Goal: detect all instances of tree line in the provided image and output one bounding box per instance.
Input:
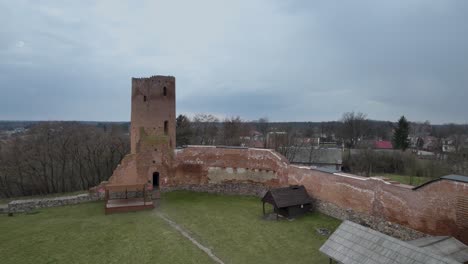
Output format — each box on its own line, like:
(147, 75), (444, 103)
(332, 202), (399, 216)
(0, 122), (129, 198)
(1, 113), (467, 198)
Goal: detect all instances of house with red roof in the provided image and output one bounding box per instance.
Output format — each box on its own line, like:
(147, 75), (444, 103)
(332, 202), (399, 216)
(374, 140), (393, 149)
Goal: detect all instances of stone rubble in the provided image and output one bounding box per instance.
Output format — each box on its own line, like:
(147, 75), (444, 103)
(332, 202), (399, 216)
(7, 193), (101, 213)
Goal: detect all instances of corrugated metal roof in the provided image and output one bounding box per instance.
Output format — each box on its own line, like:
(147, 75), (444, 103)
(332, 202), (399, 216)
(441, 174), (468, 183)
(312, 167), (341, 174)
(320, 221), (461, 264)
(287, 147), (343, 165)
(408, 236), (468, 263)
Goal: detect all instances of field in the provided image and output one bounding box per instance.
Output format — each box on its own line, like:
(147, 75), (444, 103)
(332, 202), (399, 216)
(0, 191), (340, 264)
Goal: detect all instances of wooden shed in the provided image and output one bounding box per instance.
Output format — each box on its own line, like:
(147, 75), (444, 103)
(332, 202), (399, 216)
(262, 185), (312, 219)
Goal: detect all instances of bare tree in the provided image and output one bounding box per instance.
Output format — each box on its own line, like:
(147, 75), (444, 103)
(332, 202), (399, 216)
(0, 122), (129, 198)
(220, 116), (246, 146)
(256, 117), (269, 148)
(192, 114), (219, 145)
(176, 114), (192, 146)
(339, 112), (369, 148)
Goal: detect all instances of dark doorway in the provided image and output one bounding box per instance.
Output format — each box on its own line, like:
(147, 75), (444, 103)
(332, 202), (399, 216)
(153, 172), (160, 189)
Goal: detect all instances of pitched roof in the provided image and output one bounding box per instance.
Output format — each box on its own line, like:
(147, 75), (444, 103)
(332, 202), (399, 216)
(374, 140), (393, 149)
(441, 174), (468, 183)
(287, 147), (342, 165)
(407, 236), (468, 263)
(320, 221), (461, 264)
(413, 174), (468, 190)
(262, 185), (310, 208)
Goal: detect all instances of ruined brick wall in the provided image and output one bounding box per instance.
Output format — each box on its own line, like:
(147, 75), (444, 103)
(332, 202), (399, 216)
(167, 146), (290, 189)
(288, 165), (468, 243)
(104, 74), (468, 243)
(162, 183), (269, 197)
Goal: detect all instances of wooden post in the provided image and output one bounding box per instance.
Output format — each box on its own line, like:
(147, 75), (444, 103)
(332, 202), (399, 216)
(104, 189), (109, 215)
(262, 202), (265, 215)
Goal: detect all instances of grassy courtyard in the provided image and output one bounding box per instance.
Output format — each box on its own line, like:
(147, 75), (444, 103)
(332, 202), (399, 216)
(0, 191), (340, 264)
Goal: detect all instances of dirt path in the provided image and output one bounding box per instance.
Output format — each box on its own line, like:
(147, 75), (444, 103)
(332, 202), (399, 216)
(154, 212), (225, 264)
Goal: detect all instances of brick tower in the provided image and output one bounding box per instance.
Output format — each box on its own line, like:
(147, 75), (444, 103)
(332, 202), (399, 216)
(107, 75), (176, 189)
(130, 76), (176, 189)
(130, 76), (176, 154)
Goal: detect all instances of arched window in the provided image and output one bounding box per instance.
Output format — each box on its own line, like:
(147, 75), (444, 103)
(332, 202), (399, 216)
(143, 95), (147, 102)
(164, 120), (168, 135)
(163, 87), (167, 96)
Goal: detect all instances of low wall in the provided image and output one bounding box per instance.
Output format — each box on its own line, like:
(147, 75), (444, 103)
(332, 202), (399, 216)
(288, 165), (468, 243)
(314, 199), (425, 241)
(162, 182), (268, 197)
(8, 193), (101, 213)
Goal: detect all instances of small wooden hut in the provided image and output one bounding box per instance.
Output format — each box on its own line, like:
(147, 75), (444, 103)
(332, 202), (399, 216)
(262, 185), (311, 219)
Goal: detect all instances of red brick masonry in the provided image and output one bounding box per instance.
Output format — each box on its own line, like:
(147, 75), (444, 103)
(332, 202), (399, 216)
(105, 75), (467, 243)
(288, 165), (468, 242)
(166, 146), (468, 243)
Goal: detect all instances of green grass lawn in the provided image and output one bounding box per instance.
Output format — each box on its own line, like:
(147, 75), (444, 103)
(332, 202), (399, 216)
(160, 191), (340, 264)
(378, 173), (433, 186)
(0, 191), (341, 264)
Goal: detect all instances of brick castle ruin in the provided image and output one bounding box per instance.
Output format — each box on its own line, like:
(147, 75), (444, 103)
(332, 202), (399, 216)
(104, 75), (468, 243)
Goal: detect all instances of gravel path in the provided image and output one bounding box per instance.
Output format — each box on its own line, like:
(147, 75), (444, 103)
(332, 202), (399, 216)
(154, 211), (225, 264)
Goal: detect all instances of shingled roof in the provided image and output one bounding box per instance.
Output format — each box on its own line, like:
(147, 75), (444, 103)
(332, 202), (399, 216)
(262, 185), (310, 208)
(408, 236), (468, 263)
(320, 221), (461, 264)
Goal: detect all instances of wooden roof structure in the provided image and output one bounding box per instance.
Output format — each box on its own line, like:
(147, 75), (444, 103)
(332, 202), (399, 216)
(320, 221), (462, 264)
(104, 183), (154, 214)
(262, 185), (311, 208)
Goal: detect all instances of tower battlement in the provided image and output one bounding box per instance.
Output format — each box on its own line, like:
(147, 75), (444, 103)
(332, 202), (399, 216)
(132, 75), (175, 81)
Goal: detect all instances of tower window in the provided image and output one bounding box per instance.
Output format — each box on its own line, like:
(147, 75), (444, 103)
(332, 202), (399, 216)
(164, 120), (168, 135)
(143, 95), (147, 102)
(163, 87), (167, 96)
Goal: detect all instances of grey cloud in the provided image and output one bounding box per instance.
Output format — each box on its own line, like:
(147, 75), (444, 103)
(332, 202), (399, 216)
(0, 0), (467, 123)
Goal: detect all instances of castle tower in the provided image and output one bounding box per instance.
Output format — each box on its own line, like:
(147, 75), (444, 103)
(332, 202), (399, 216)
(130, 76), (176, 154)
(130, 75), (176, 189)
(107, 75), (176, 190)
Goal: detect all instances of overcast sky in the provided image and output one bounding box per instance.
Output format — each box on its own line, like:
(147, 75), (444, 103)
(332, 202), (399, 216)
(1, 1), (467, 123)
